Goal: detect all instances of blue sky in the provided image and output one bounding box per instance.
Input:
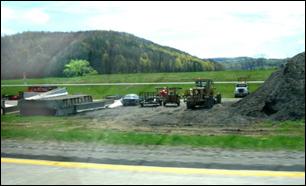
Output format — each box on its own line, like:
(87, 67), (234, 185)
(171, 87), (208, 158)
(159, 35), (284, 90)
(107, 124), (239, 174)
(1, 1), (305, 58)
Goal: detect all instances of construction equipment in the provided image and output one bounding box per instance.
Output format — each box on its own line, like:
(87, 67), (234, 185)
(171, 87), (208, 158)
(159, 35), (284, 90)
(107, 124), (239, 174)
(157, 87), (181, 106)
(184, 79), (221, 109)
(234, 77), (249, 98)
(139, 92), (162, 107)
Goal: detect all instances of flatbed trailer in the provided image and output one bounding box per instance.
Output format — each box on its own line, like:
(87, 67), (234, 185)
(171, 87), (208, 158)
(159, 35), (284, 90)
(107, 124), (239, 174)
(139, 92), (162, 107)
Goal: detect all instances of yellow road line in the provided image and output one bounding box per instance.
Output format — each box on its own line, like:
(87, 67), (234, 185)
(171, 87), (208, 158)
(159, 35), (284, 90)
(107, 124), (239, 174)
(1, 157), (304, 178)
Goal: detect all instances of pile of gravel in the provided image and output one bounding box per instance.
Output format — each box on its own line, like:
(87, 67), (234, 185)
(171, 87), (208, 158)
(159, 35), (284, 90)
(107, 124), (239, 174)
(232, 52), (305, 120)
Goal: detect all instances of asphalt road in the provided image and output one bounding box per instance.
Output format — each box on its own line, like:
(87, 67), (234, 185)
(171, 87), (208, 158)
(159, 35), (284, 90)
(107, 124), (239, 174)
(1, 158), (304, 185)
(1, 81), (264, 87)
(1, 135), (304, 185)
(2, 140), (304, 172)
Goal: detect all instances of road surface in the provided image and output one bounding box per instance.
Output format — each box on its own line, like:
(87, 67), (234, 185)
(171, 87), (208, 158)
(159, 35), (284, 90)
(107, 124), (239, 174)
(1, 138), (305, 185)
(1, 158), (304, 185)
(1, 81), (264, 87)
(2, 139), (304, 172)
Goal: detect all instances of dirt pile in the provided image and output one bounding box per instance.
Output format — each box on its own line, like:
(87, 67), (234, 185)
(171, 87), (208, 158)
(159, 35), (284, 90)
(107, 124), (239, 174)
(232, 52), (305, 120)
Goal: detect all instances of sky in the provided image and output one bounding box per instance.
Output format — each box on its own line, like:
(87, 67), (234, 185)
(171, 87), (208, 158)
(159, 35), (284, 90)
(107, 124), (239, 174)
(1, 1), (305, 58)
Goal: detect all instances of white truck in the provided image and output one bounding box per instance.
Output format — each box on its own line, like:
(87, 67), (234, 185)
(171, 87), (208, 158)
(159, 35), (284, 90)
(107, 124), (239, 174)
(234, 77), (249, 98)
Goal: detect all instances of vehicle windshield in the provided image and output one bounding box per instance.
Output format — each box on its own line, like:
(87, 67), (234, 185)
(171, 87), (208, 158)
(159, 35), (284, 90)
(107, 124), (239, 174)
(236, 84), (247, 87)
(124, 94), (138, 99)
(196, 81), (207, 87)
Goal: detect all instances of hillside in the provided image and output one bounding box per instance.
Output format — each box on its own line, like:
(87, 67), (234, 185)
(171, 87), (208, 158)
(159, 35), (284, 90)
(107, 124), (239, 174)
(208, 57), (286, 70)
(1, 31), (223, 79)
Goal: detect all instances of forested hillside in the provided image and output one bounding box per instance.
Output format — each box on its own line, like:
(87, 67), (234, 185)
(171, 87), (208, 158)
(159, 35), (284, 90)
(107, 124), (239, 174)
(208, 57), (286, 70)
(1, 31), (223, 79)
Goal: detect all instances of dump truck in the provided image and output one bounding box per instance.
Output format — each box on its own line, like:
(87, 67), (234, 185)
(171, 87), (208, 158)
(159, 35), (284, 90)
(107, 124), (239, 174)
(157, 87), (181, 106)
(234, 77), (249, 98)
(184, 79), (221, 109)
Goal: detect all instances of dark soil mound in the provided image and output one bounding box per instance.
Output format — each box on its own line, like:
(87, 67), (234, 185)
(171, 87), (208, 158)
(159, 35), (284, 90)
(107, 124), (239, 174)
(232, 52), (305, 120)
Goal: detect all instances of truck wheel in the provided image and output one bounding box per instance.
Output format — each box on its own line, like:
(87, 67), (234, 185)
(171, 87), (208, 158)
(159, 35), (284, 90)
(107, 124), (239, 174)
(207, 102), (213, 109)
(206, 98), (214, 109)
(177, 102), (180, 107)
(187, 102), (192, 109)
(163, 102), (167, 106)
(216, 94), (222, 104)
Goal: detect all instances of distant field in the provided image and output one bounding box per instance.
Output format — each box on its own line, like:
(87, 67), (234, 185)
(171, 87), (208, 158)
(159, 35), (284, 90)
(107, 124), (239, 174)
(1, 83), (262, 99)
(1, 69), (273, 98)
(1, 69), (276, 84)
(1, 114), (304, 150)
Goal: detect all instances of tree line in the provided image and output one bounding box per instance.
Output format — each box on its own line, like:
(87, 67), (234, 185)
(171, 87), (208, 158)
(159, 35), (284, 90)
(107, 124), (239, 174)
(209, 57), (286, 70)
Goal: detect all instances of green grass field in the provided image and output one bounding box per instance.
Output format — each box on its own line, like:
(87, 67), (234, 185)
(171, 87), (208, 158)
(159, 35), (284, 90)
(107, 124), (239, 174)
(1, 114), (304, 150)
(1, 69), (273, 98)
(1, 83), (262, 99)
(1, 69), (276, 84)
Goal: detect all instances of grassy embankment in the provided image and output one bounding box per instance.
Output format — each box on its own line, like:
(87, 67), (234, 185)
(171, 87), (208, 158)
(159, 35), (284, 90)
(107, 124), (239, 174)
(1, 69), (274, 99)
(1, 114), (304, 151)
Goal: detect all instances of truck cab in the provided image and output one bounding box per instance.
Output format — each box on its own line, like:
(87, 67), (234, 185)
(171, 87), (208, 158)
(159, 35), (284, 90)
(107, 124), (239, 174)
(234, 82), (249, 98)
